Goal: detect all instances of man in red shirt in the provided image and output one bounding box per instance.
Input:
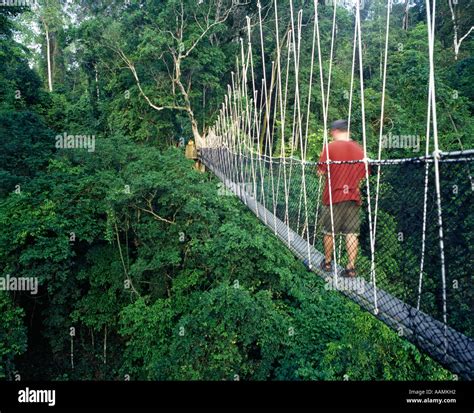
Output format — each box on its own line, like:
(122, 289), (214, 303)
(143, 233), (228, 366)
(318, 120), (366, 278)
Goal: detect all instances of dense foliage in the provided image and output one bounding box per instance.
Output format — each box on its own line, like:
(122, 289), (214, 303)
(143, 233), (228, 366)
(1, 0), (471, 380)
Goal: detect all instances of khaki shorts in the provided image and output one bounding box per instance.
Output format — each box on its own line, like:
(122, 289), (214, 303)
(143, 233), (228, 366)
(320, 201), (360, 235)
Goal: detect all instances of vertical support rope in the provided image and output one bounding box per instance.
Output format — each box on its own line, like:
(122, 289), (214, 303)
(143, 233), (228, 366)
(247, 16), (266, 219)
(425, 0), (448, 353)
(295, 11), (305, 237)
(258, 3), (278, 233)
(231, 69), (245, 198)
(315, 0), (338, 283)
(418, 86), (432, 310)
(355, 0), (378, 314)
(347, 15), (358, 135)
(417, 3), (436, 311)
(286, 19), (301, 228)
(238, 42), (249, 199)
(242, 39), (259, 203)
(324, 0), (337, 119)
(417, 1), (437, 311)
(274, 0), (292, 246)
(289, 2), (312, 266)
(371, 0), (392, 314)
(230, 76), (239, 190)
(311, 174), (323, 246)
(303, 0), (318, 160)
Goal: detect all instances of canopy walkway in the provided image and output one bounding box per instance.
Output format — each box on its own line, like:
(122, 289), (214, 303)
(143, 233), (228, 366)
(197, 1), (474, 379)
(200, 149), (474, 380)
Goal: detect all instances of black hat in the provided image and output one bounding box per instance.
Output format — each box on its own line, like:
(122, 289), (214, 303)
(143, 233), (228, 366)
(330, 119), (348, 131)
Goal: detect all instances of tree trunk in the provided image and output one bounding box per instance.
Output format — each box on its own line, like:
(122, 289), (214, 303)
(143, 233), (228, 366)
(448, 0), (474, 60)
(95, 63), (100, 98)
(45, 25), (53, 92)
(175, 57), (204, 148)
(402, 0), (409, 31)
(191, 118), (204, 148)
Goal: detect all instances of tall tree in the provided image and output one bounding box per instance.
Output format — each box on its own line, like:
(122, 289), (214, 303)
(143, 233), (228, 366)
(35, 0), (64, 92)
(103, 0), (248, 147)
(447, 0), (474, 60)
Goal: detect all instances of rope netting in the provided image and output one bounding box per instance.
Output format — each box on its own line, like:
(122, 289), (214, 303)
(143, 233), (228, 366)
(198, 0), (474, 379)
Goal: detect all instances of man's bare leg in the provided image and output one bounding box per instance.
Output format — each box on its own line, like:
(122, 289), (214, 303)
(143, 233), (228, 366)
(324, 234), (334, 264)
(345, 233), (358, 269)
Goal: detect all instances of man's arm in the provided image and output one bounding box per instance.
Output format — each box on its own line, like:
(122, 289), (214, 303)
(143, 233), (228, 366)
(318, 145), (328, 175)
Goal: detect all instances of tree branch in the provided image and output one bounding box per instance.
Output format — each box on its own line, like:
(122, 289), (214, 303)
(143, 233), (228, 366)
(136, 201), (176, 225)
(182, 0), (246, 58)
(458, 26), (474, 46)
(107, 43), (187, 112)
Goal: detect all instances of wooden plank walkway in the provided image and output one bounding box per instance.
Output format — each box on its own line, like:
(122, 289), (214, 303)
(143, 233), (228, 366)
(201, 154), (474, 380)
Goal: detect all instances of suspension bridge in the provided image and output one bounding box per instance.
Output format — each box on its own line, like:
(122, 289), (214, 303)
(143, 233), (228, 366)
(196, 1), (474, 379)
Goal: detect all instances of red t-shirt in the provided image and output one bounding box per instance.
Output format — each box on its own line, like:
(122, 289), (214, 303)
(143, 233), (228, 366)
(318, 140), (367, 206)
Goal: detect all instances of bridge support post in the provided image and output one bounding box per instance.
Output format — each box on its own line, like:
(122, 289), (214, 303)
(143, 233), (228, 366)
(185, 140), (205, 172)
